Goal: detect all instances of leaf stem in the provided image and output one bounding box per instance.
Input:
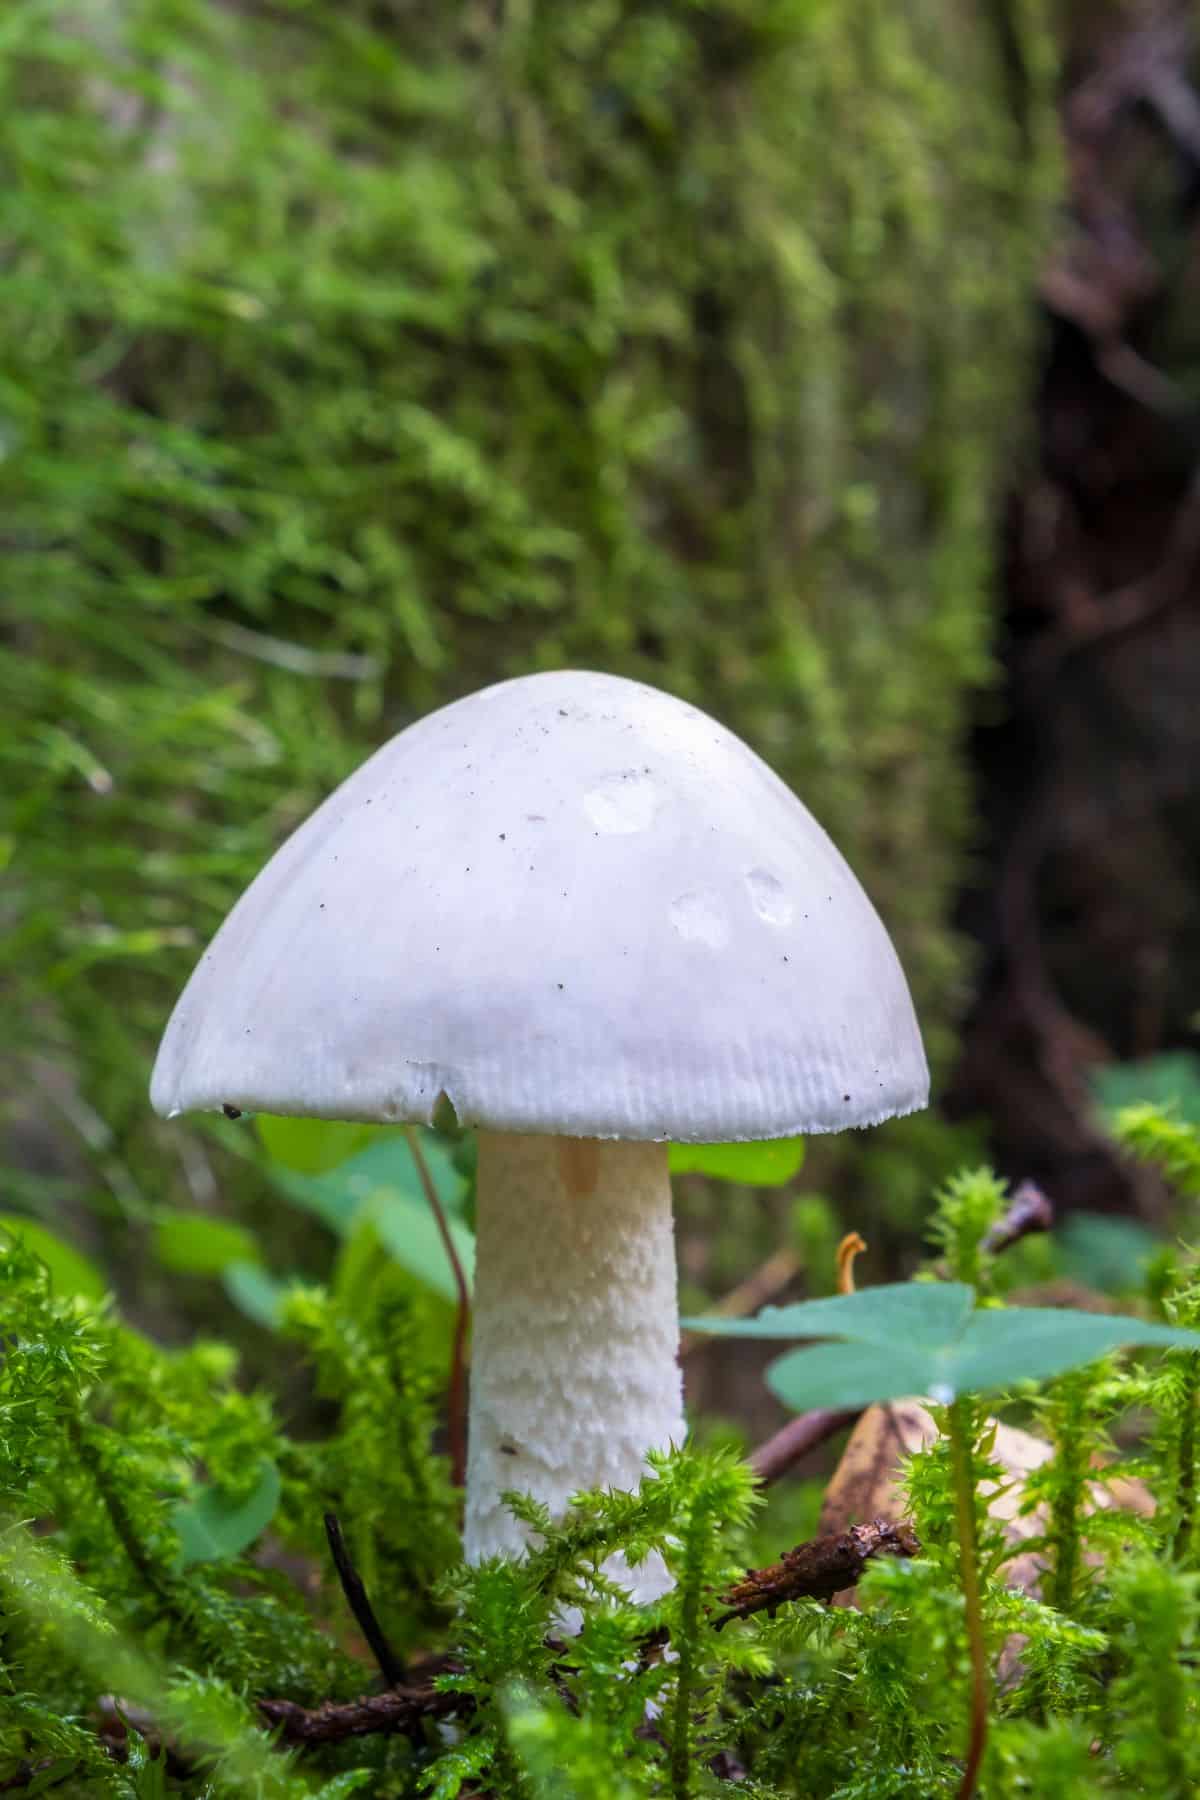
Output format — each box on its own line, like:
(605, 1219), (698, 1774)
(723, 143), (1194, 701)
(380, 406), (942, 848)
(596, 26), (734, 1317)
(947, 1399), (988, 1800)
(404, 1126), (470, 1491)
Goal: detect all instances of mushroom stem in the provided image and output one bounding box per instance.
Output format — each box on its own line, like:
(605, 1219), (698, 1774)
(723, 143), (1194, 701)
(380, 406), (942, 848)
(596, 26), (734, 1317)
(464, 1131), (684, 1600)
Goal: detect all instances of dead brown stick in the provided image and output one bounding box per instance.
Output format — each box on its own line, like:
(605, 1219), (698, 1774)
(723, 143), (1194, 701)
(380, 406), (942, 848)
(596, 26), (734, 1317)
(714, 1517), (920, 1628)
(679, 1245), (801, 1356)
(259, 1683), (464, 1745)
(748, 1407), (859, 1485)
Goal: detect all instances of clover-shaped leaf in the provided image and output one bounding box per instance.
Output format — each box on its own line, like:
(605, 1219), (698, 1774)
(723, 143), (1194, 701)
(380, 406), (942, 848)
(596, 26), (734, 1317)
(682, 1280), (1200, 1411)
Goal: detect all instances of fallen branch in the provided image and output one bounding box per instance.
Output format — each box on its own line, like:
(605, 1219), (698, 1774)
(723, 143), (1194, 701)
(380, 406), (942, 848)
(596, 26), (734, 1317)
(258, 1682), (464, 1745)
(748, 1407), (859, 1486)
(714, 1517), (921, 1628)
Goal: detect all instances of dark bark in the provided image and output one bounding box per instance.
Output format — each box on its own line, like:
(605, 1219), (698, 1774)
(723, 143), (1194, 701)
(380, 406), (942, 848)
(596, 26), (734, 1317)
(953, 0), (1200, 1216)
(714, 1519), (922, 1628)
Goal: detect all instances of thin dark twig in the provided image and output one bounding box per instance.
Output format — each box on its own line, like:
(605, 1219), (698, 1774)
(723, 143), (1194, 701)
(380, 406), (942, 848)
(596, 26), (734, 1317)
(259, 1683), (463, 1744)
(323, 1512), (405, 1688)
(405, 1125), (470, 1490)
(679, 1245), (800, 1356)
(747, 1408), (859, 1485)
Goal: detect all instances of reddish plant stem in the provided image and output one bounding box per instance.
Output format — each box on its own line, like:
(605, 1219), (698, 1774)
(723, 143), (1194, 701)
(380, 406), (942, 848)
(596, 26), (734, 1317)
(405, 1126), (470, 1490)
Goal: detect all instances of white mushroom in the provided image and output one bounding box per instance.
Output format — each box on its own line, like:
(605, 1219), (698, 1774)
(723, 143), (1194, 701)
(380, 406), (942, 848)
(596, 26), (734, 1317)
(151, 670), (928, 1598)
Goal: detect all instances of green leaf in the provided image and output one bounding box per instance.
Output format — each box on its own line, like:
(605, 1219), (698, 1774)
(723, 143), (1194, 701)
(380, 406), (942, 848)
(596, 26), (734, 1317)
(153, 1211), (261, 1276)
(1059, 1213), (1161, 1294)
(0, 1215), (106, 1300)
(343, 1131), (467, 1210)
(767, 1339), (938, 1412)
(946, 1308), (1200, 1395)
(269, 1164), (364, 1236)
(669, 1137), (805, 1185)
(767, 1308), (1200, 1411)
(223, 1260), (295, 1329)
(333, 1215), (392, 1316)
(310, 1775), (378, 1799)
(682, 1280), (975, 1346)
(690, 1277), (1200, 1408)
(370, 1187), (474, 1302)
(1091, 1052), (1200, 1126)
(255, 1114), (382, 1174)
(23, 1763), (82, 1799)
(172, 1460), (281, 1569)
(268, 1129), (467, 1236)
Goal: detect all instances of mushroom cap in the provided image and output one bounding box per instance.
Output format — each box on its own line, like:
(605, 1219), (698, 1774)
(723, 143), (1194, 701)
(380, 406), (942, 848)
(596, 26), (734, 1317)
(151, 670), (928, 1141)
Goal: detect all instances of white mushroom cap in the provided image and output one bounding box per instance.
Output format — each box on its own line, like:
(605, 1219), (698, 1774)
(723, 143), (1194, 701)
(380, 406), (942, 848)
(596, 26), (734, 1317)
(151, 670), (928, 1140)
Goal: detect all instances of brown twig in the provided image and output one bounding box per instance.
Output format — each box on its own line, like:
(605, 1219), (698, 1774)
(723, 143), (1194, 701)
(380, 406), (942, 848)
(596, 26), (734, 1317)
(714, 1518), (920, 1628)
(258, 1683), (464, 1745)
(323, 1512), (405, 1689)
(748, 1407), (860, 1485)
(405, 1125), (470, 1490)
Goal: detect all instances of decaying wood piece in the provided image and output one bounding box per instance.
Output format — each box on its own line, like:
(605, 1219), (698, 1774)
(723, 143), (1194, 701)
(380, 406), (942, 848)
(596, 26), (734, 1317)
(258, 1683), (464, 1744)
(715, 1518), (920, 1628)
(818, 1401), (936, 1541)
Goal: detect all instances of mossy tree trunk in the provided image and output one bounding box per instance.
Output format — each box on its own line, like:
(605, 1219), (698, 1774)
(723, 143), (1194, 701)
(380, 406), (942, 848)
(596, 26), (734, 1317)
(1, 2), (1058, 1215)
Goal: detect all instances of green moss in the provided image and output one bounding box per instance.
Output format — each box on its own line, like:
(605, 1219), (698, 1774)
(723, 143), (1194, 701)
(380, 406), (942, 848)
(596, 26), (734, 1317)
(1, 2), (1059, 1215)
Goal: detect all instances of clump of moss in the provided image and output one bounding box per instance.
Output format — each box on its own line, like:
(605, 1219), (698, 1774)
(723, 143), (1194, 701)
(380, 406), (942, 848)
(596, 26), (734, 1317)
(7, 1118), (1200, 1796)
